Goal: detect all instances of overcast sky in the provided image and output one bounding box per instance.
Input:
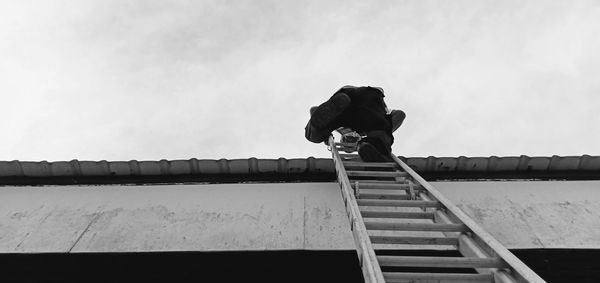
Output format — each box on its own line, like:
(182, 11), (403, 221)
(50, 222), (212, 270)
(1, 0), (599, 161)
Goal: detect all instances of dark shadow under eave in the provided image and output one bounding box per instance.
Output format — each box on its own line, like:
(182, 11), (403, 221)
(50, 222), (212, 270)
(0, 249), (599, 283)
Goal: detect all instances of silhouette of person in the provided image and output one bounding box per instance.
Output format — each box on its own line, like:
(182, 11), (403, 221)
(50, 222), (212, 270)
(305, 85), (405, 162)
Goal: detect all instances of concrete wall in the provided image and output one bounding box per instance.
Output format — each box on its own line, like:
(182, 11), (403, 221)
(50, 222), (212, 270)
(0, 183), (355, 253)
(1, 180), (599, 253)
(435, 180), (600, 249)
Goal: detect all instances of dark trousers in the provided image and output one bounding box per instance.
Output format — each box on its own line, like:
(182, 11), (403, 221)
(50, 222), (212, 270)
(304, 87), (394, 154)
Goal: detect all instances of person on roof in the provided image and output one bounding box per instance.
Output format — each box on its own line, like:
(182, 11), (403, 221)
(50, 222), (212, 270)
(305, 85), (406, 162)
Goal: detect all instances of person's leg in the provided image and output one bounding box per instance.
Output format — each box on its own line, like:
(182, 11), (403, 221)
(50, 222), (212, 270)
(304, 93), (351, 143)
(305, 106), (328, 143)
(310, 93), (351, 129)
(304, 121), (334, 143)
(358, 130), (394, 162)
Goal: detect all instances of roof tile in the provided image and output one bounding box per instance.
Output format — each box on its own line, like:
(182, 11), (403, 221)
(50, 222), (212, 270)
(1, 156), (599, 180)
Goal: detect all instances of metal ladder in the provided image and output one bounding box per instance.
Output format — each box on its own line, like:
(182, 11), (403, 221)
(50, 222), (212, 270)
(328, 136), (546, 283)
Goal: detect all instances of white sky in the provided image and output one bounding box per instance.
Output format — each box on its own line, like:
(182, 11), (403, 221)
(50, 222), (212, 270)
(1, 0), (599, 161)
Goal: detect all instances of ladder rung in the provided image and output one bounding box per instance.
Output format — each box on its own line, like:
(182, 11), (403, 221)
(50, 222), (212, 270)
(377, 255), (506, 268)
(336, 146), (356, 150)
(370, 235), (458, 245)
(336, 144), (356, 148)
(359, 193), (410, 200)
(357, 199), (440, 207)
(355, 180), (406, 184)
(343, 161), (397, 168)
(365, 222), (468, 232)
(335, 146), (356, 151)
(383, 272), (492, 282)
(339, 153), (360, 158)
(347, 171), (408, 178)
(353, 182), (422, 190)
(360, 210), (434, 219)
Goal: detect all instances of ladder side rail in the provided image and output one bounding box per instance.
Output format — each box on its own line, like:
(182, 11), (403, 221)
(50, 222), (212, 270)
(390, 155), (546, 283)
(330, 136), (386, 283)
(422, 178), (519, 283)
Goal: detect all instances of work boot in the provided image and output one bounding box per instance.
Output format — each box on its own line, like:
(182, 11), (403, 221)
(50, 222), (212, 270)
(357, 139), (392, 162)
(310, 93), (351, 129)
(388, 109), (406, 133)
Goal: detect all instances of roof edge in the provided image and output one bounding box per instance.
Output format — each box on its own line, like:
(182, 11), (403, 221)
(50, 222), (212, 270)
(1, 155), (599, 185)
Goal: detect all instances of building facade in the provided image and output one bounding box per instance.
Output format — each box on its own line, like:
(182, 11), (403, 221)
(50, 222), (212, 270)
(1, 156), (599, 282)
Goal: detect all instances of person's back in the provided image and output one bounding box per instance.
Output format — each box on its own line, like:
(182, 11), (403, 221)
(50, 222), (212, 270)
(335, 86), (392, 135)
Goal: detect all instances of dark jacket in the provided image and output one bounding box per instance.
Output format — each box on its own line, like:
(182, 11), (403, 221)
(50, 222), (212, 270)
(333, 86), (392, 134)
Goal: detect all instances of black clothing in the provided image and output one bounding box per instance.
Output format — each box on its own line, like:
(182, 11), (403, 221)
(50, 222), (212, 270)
(305, 86), (394, 155)
(332, 86), (392, 134)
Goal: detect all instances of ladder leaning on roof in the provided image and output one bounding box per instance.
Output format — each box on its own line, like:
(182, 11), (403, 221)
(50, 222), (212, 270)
(327, 136), (546, 283)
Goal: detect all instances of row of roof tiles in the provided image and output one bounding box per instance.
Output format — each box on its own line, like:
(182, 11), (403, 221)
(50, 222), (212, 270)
(0, 155), (599, 178)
